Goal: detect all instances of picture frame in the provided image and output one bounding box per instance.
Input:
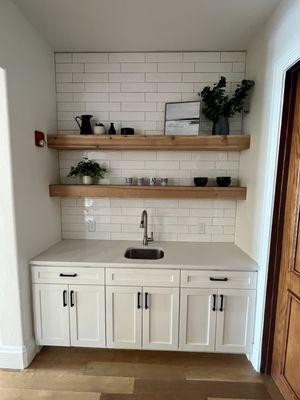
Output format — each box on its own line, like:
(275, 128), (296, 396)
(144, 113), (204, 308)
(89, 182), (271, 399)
(164, 101), (201, 136)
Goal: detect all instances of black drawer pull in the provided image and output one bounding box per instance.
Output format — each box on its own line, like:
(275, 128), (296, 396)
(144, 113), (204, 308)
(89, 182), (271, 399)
(63, 290), (67, 307)
(59, 273), (77, 277)
(137, 292), (142, 309)
(70, 290), (75, 307)
(219, 294), (224, 312)
(212, 294), (216, 311)
(210, 277), (228, 282)
(145, 292), (149, 310)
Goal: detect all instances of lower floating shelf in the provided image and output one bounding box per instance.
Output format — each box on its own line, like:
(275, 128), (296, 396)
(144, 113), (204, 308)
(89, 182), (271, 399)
(49, 184), (247, 200)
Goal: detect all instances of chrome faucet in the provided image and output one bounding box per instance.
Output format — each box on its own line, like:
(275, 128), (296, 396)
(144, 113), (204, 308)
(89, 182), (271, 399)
(140, 210), (154, 245)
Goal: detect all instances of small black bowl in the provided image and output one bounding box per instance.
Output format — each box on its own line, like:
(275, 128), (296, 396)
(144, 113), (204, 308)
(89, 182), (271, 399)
(216, 176), (231, 187)
(194, 177), (208, 187)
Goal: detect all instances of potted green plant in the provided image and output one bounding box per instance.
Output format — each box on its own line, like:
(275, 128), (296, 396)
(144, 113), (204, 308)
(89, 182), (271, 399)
(199, 76), (254, 135)
(68, 157), (107, 185)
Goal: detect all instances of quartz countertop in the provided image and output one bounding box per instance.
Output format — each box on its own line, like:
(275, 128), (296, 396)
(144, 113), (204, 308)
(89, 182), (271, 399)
(30, 240), (258, 271)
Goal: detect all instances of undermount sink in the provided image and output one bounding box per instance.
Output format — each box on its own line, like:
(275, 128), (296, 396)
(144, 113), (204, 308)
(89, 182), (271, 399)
(124, 247), (164, 260)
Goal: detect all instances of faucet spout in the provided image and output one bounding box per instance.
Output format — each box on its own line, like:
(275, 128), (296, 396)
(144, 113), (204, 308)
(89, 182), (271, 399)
(140, 210), (154, 246)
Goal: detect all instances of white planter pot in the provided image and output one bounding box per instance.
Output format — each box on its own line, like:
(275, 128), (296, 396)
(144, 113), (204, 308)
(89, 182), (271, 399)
(82, 176), (94, 185)
(94, 126), (106, 135)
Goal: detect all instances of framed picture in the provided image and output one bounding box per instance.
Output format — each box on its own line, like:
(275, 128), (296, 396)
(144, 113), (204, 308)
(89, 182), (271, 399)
(164, 101), (201, 135)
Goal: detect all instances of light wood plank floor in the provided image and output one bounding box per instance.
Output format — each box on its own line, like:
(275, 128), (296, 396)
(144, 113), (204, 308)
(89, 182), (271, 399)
(0, 347), (283, 400)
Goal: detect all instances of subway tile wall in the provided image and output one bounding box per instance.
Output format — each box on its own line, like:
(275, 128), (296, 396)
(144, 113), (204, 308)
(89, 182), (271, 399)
(56, 51), (246, 243)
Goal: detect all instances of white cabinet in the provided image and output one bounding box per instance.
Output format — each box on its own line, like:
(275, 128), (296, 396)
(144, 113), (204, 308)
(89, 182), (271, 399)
(106, 286), (142, 349)
(179, 287), (256, 354)
(215, 289), (256, 354)
(33, 284), (70, 346)
(143, 287), (179, 350)
(179, 288), (216, 352)
(106, 285), (179, 350)
(69, 285), (105, 348)
(33, 282), (105, 348)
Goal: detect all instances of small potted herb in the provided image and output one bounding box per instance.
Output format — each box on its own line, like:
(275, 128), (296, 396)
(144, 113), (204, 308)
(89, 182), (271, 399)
(94, 122), (106, 135)
(68, 157), (107, 184)
(199, 76), (254, 135)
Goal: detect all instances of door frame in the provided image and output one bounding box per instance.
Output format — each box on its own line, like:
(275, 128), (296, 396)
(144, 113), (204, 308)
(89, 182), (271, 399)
(261, 61), (300, 373)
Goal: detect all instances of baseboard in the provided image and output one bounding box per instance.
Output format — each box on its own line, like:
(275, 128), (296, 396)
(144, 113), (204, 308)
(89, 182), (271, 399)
(0, 337), (38, 369)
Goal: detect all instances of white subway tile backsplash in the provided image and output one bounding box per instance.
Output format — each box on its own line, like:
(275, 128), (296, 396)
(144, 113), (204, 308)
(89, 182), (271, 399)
(157, 83), (193, 92)
(85, 83), (120, 92)
(221, 52), (246, 62)
(146, 53), (183, 62)
(74, 92), (109, 102)
(73, 53), (109, 63)
(183, 52), (220, 62)
(56, 63), (84, 73)
(158, 63), (194, 72)
(110, 73), (145, 83)
(73, 73), (109, 82)
(55, 51), (245, 242)
(121, 63), (157, 72)
(146, 73), (182, 82)
(85, 63), (120, 72)
(55, 53), (72, 63)
(57, 83), (84, 92)
(109, 53), (145, 63)
(121, 83), (157, 92)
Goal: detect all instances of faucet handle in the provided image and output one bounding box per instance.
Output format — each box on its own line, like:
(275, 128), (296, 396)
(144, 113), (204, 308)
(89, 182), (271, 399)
(149, 232), (154, 242)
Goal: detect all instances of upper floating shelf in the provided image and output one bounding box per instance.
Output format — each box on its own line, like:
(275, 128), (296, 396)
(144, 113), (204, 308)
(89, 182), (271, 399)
(47, 134), (251, 151)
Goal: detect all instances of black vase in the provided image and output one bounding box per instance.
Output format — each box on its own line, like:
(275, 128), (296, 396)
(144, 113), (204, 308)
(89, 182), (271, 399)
(212, 116), (229, 135)
(109, 123), (116, 135)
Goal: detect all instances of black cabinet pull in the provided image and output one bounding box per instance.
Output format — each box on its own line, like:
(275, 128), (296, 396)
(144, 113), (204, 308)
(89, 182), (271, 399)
(70, 290), (75, 307)
(145, 292), (149, 310)
(137, 292), (142, 309)
(212, 294), (216, 311)
(63, 290), (67, 307)
(219, 294), (224, 312)
(210, 277), (228, 282)
(60, 273), (77, 277)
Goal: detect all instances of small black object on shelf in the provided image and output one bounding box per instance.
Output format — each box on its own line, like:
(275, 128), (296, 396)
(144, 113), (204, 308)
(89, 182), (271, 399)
(109, 122), (116, 135)
(121, 127), (134, 135)
(216, 176), (231, 187)
(194, 177), (208, 187)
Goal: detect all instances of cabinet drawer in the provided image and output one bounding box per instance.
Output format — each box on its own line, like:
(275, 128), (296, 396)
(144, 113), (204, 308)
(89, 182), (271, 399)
(181, 270), (257, 289)
(31, 266), (105, 285)
(106, 268), (180, 287)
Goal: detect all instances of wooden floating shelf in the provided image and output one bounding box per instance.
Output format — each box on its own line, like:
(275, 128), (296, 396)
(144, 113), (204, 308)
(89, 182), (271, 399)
(49, 184), (247, 200)
(47, 134), (250, 151)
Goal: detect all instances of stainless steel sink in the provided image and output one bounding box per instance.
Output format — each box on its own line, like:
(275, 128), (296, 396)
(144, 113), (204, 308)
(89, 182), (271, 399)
(124, 247), (164, 260)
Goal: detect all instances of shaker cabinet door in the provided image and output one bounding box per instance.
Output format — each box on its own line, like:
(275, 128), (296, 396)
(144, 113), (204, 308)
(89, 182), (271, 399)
(33, 284), (70, 346)
(179, 288), (217, 352)
(143, 287), (179, 350)
(215, 289), (256, 354)
(69, 285), (105, 348)
(106, 286), (142, 349)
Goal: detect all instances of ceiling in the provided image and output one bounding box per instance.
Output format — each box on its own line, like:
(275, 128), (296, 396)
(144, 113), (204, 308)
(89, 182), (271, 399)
(12, 0), (280, 52)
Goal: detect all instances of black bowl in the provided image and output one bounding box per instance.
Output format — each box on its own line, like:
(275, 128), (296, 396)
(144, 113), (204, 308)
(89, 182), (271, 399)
(216, 176), (231, 187)
(194, 177), (208, 187)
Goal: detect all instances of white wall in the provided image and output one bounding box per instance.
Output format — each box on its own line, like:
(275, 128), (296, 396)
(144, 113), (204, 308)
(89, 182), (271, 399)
(0, 0), (61, 368)
(236, 0), (300, 370)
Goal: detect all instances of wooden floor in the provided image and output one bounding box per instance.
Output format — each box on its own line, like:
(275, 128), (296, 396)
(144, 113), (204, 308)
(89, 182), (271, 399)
(0, 347), (283, 400)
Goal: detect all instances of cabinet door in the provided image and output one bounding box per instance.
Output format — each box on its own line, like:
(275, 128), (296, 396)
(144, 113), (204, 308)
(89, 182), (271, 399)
(179, 288), (217, 352)
(33, 284), (70, 346)
(143, 287), (179, 350)
(216, 289), (256, 354)
(106, 286), (142, 349)
(69, 285), (105, 348)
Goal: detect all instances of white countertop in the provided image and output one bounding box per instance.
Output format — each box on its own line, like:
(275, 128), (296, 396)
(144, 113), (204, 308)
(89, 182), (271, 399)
(30, 240), (258, 271)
